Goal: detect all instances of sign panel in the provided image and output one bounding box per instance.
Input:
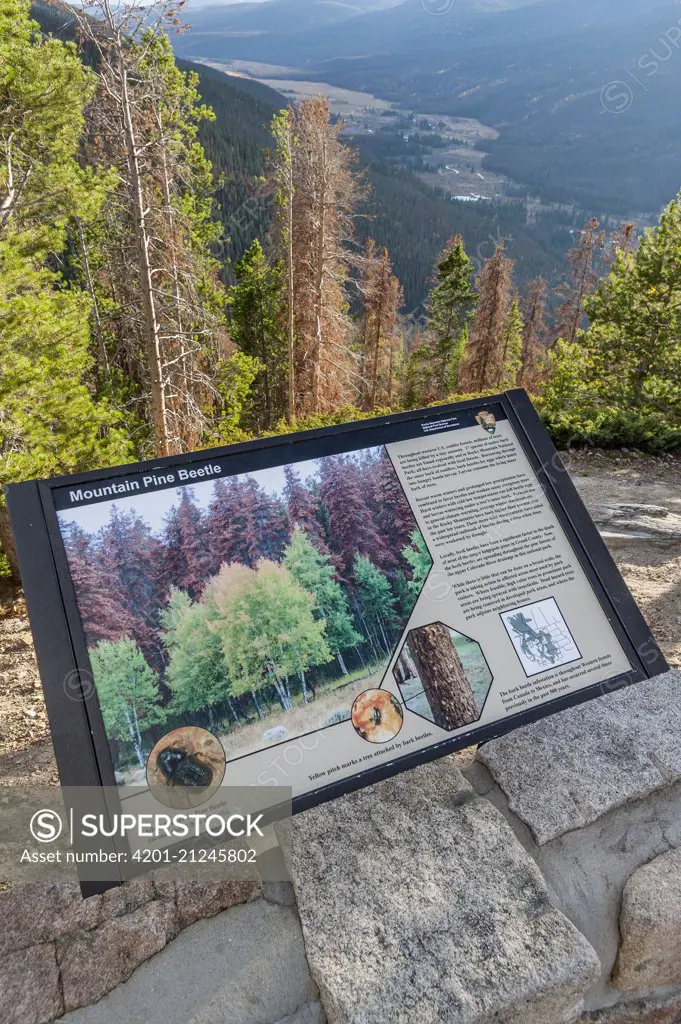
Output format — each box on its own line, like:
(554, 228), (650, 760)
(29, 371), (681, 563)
(6, 390), (667, 886)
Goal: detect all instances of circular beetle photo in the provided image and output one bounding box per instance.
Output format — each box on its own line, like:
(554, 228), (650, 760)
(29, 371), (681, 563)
(351, 689), (404, 744)
(147, 726), (226, 808)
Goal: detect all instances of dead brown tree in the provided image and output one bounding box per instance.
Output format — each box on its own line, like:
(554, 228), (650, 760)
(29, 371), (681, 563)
(269, 97), (366, 417)
(555, 216), (605, 347)
(458, 243), (514, 393)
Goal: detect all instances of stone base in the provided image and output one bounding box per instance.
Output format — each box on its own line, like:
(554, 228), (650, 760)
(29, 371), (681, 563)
(578, 990), (681, 1023)
(285, 758), (600, 1024)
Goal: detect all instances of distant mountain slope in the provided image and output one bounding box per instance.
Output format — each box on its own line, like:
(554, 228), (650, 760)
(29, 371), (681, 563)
(173, 0), (681, 215)
(182, 0), (395, 40)
(298, 0), (680, 214)
(30, 0), (575, 310)
(174, 0), (548, 62)
(173, 0), (545, 60)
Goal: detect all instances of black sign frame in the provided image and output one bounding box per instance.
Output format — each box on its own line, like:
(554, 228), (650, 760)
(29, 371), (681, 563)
(5, 389), (668, 892)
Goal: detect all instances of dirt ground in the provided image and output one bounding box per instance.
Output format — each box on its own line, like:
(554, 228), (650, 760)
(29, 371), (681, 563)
(1, 450), (679, 788)
(562, 449), (681, 670)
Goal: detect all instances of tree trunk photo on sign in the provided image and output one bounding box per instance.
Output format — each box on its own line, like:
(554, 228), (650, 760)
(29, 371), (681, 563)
(406, 623), (479, 731)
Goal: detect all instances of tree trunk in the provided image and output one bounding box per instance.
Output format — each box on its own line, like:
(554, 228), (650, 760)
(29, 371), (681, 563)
(352, 643), (367, 669)
(407, 623), (479, 731)
(227, 697), (242, 725)
(131, 704), (143, 755)
(76, 217), (110, 382)
(251, 688), (264, 719)
(369, 268), (385, 410)
(158, 110), (190, 437)
(337, 652), (348, 676)
(311, 139), (327, 413)
(119, 55), (169, 456)
(285, 124), (296, 422)
(271, 676), (293, 711)
(125, 707), (145, 767)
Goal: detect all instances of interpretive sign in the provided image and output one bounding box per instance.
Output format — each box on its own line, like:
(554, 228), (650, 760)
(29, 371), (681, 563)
(6, 390), (667, 887)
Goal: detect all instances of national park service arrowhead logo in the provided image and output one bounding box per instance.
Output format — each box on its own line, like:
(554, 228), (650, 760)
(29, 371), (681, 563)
(475, 410), (497, 435)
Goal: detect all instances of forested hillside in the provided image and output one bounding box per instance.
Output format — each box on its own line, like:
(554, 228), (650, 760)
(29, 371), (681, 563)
(172, 56), (577, 309)
(31, 0), (575, 311)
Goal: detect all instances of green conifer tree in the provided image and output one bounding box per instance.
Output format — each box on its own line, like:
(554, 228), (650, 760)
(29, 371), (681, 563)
(283, 527), (362, 675)
(228, 239), (287, 430)
(352, 554), (397, 658)
(0, 0), (129, 576)
(545, 192), (681, 438)
(425, 236), (478, 396)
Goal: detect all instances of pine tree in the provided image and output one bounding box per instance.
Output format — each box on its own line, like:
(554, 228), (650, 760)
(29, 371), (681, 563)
(269, 108), (296, 421)
(498, 298), (524, 388)
(458, 244), (514, 392)
(62, 0), (233, 455)
(61, 525), (135, 647)
(369, 449), (419, 564)
(161, 489), (212, 599)
(402, 332), (435, 408)
(425, 235), (477, 397)
(519, 277), (550, 391)
(0, 0), (99, 250)
(549, 193), (681, 421)
(0, 0), (129, 576)
(358, 240), (403, 410)
(98, 507), (167, 672)
(352, 554), (398, 658)
(402, 237), (477, 407)
(283, 527), (362, 674)
(268, 98), (365, 416)
(555, 217), (605, 347)
(228, 239), (287, 430)
(318, 454), (392, 577)
(205, 476), (290, 571)
(283, 464), (328, 552)
(401, 530), (433, 594)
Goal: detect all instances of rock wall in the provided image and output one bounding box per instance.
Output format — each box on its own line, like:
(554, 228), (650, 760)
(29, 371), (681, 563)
(3, 670), (681, 1024)
(0, 879), (261, 1023)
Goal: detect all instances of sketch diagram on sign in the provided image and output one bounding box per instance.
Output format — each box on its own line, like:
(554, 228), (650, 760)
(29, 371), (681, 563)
(501, 597), (581, 677)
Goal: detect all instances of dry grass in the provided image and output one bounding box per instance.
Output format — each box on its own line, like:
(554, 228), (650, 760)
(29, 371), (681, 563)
(217, 666), (387, 763)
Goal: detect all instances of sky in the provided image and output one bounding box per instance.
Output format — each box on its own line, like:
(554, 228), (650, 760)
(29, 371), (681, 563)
(57, 457), (325, 537)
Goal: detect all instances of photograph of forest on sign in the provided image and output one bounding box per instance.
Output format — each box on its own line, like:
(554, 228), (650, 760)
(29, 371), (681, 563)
(57, 447), (433, 784)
